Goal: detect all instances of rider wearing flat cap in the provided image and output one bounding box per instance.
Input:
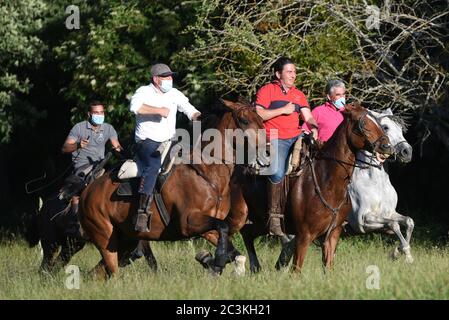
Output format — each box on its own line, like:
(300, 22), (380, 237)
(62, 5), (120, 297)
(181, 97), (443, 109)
(129, 63), (201, 233)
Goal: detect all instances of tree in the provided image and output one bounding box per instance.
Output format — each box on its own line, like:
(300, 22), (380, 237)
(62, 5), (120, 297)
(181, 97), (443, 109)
(53, 0), (200, 141)
(175, 0), (449, 149)
(0, 0), (47, 144)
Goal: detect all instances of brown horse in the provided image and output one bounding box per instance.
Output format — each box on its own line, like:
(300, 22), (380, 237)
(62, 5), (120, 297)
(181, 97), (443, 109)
(78, 99), (268, 278)
(211, 103), (394, 273)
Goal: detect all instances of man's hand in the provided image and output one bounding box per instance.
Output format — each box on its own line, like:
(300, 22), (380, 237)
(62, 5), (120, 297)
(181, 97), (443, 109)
(311, 128), (318, 140)
(282, 102), (296, 115)
(192, 112), (201, 121)
(159, 107), (170, 118)
(79, 138), (89, 149)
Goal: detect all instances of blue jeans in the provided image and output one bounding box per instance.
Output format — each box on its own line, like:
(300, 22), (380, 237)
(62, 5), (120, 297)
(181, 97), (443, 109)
(136, 139), (162, 195)
(269, 137), (299, 184)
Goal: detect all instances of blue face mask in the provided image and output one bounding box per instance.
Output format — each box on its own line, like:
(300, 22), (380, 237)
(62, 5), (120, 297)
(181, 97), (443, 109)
(160, 79), (173, 93)
(90, 114), (104, 125)
(333, 97), (346, 109)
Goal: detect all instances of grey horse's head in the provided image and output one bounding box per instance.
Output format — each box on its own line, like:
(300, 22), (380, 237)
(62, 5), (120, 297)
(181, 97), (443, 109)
(371, 108), (412, 163)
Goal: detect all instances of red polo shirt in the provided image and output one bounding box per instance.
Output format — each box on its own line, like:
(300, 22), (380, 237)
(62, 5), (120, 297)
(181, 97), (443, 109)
(255, 81), (309, 139)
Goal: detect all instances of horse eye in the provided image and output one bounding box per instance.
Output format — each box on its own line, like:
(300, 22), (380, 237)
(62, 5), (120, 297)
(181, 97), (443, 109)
(382, 125), (389, 131)
(239, 117), (249, 125)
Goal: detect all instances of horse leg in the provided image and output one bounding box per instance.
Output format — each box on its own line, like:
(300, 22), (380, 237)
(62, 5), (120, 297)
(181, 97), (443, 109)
(118, 239), (157, 272)
(97, 230), (119, 278)
(39, 241), (59, 273)
(392, 212), (414, 262)
(91, 259), (109, 280)
(364, 212), (413, 263)
(137, 240), (158, 272)
(388, 219), (413, 263)
(275, 234), (295, 270)
(202, 231), (243, 263)
(210, 218), (229, 275)
(52, 239), (86, 272)
(240, 224), (262, 273)
(321, 226), (343, 272)
(292, 232), (312, 273)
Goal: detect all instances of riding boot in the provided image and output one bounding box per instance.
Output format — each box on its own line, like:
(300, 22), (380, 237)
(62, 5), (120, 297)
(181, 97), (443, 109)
(267, 181), (284, 237)
(135, 193), (153, 233)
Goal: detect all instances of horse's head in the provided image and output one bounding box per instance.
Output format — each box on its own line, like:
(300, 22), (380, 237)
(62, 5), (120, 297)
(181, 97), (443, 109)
(370, 108), (412, 163)
(58, 174), (86, 201)
(221, 99), (270, 167)
(343, 102), (394, 161)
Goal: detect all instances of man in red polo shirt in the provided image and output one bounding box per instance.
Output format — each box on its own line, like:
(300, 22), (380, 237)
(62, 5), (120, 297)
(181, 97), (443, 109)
(303, 79), (346, 142)
(256, 57), (319, 237)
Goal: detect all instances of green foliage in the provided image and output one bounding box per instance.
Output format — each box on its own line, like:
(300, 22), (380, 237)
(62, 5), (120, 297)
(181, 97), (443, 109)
(0, 0), (47, 143)
(174, 0), (360, 105)
(53, 0), (200, 141)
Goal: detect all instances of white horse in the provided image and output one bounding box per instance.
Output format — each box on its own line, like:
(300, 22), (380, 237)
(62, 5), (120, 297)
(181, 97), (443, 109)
(275, 108), (414, 269)
(346, 108), (414, 263)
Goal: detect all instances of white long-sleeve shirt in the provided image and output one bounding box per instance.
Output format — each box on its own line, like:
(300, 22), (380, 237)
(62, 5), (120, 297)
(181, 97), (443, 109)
(129, 83), (199, 142)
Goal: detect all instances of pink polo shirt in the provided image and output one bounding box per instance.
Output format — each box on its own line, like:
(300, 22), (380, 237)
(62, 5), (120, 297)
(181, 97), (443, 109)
(302, 101), (344, 142)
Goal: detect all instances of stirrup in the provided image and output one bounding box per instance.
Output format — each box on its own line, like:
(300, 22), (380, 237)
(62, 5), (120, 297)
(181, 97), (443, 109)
(268, 214), (285, 237)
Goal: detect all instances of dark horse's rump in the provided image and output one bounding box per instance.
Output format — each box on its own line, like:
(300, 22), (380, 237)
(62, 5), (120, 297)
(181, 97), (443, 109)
(25, 191), (86, 272)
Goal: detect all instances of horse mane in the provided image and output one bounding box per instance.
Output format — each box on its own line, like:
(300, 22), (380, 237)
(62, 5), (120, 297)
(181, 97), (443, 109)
(374, 111), (410, 133)
(199, 97), (251, 132)
(199, 102), (230, 133)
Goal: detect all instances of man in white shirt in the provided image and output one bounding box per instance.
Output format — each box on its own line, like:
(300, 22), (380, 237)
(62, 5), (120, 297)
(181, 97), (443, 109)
(129, 63), (201, 232)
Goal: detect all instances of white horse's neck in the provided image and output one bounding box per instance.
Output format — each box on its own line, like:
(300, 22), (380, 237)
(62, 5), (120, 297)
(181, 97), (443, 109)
(355, 150), (385, 171)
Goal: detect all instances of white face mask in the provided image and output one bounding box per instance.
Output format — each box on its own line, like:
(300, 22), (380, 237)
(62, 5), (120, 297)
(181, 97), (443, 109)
(333, 97), (346, 109)
(159, 79), (173, 93)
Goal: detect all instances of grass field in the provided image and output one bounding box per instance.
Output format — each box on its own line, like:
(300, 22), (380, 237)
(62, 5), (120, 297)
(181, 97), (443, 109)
(0, 234), (448, 300)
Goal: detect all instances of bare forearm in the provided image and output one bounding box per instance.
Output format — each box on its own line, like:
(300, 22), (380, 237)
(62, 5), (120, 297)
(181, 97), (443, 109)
(256, 107), (285, 121)
(110, 139), (122, 152)
(62, 142), (77, 153)
(306, 118), (318, 129)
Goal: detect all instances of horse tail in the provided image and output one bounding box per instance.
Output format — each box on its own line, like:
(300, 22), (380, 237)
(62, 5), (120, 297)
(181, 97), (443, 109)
(24, 213), (40, 247)
(24, 197), (43, 248)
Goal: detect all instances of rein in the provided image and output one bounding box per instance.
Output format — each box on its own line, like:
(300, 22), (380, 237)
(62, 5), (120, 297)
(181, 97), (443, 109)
(308, 157), (349, 242)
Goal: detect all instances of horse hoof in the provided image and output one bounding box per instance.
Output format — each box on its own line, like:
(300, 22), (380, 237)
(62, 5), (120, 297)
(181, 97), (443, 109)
(195, 250), (213, 270)
(405, 254), (414, 264)
(233, 255), (246, 276)
(390, 247), (401, 260)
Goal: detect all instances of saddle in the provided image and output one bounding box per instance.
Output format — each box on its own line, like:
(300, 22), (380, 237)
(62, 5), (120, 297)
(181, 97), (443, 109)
(115, 140), (180, 227)
(286, 133), (313, 176)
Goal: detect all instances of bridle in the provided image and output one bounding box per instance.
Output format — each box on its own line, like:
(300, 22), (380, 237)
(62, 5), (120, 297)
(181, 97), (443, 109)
(308, 110), (389, 242)
(353, 110), (387, 154)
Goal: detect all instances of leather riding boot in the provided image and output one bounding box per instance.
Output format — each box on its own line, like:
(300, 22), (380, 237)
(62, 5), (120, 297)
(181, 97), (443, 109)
(267, 181), (284, 236)
(135, 193), (153, 233)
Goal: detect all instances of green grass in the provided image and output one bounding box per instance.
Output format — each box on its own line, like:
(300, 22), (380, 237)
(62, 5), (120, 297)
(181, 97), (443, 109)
(0, 235), (448, 300)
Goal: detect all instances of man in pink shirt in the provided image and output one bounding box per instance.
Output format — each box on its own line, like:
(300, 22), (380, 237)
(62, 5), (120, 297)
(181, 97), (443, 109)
(303, 79), (346, 142)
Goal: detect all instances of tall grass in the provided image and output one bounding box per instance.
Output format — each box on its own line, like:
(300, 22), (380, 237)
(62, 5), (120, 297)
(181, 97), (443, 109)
(0, 235), (448, 300)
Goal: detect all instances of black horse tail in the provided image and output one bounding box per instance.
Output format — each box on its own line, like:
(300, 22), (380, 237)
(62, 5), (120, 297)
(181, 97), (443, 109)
(24, 214), (40, 248)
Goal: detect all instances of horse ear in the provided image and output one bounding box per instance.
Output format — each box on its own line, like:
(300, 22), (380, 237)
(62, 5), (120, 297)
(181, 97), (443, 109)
(221, 99), (237, 111)
(344, 102), (356, 112)
(369, 109), (381, 118)
(384, 108), (393, 115)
